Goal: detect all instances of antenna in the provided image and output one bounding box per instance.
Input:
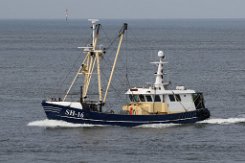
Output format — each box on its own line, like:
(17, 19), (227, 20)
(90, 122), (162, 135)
(65, 9), (68, 22)
(88, 19), (99, 48)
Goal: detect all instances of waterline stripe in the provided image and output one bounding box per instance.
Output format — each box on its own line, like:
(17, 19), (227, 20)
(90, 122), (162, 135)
(44, 108), (61, 112)
(43, 106), (62, 111)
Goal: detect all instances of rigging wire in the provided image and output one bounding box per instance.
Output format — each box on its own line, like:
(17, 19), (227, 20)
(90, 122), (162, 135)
(101, 69), (125, 94)
(125, 31), (131, 89)
(54, 32), (93, 98)
(128, 26), (162, 88)
(100, 36), (129, 95)
(82, 25), (126, 109)
(57, 52), (82, 90)
(103, 25), (122, 50)
(100, 26), (115, 49)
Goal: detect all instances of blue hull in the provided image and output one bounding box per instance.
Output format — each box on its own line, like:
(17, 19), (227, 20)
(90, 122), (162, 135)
(41, 101), (210, 127)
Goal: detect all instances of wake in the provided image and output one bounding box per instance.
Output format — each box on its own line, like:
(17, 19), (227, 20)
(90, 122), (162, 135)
(137, 118), (245, 128)
(27, 117), (245, 129)
(198, 117), (245, 125)
(27, 119), (101, 128)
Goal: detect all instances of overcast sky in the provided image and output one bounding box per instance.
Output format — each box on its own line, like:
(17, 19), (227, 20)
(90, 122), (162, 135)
(1, 0), (245, 19)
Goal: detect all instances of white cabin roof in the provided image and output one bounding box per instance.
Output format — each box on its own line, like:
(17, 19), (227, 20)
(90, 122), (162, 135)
(125, 87), (195, 95)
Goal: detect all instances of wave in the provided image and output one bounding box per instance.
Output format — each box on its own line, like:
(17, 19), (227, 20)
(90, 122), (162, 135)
(27, 119), (102, 128)
(198, 117), (245, 125)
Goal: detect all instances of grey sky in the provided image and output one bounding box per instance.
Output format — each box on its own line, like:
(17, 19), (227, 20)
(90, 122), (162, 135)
(2, 0), (245, 19)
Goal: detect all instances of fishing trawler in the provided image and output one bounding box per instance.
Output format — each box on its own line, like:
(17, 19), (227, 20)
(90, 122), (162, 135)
(42, 19), (210, 127)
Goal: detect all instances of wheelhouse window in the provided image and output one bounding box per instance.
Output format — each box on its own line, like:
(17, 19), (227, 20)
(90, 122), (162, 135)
(129, 94), (133, 102)
(175, 94), (181, 101)
(145, 95), (152, 102)
(133, 95), (140, 102)
(169, 95), (175, 101)
(154, 95), (161, 102)
(139, 95), (145, 102)
(129, 95), (139, 102)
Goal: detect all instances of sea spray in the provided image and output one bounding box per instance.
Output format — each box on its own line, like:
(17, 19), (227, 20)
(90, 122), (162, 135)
(27, 119), (101, 128)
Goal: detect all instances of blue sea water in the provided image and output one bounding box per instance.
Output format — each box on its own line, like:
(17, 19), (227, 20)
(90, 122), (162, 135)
(0, 19), (245, 162)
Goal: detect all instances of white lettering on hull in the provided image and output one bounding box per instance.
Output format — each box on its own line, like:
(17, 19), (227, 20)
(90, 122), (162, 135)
(65, 109), (84, 118)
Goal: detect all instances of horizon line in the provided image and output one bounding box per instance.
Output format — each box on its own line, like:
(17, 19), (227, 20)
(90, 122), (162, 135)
(1, 17), (245, 21)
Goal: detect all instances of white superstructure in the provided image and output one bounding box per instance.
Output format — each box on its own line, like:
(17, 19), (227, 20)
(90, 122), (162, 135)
(123, 50), (199, 114)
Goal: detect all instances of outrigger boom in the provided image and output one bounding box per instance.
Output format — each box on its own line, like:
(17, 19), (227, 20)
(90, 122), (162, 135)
(103, 23), (127, 103)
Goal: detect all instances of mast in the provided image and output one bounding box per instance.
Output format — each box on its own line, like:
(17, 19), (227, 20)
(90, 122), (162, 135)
(153, 50), (168, 89)
(88, 19), (99, 49)
(82, 20), (102, 99)
(96, 52), (103, 102)
(63, 19), (103, 101)
(63, 20), (127, 106)
(103, 23), (128, 103)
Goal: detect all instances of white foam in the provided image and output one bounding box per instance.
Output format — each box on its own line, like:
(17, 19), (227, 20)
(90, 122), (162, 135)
(28, 117), (245, 128)
(136, 123), (180, 128)
(27, 119), (99, 128)
(198, 118), (245, 125)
